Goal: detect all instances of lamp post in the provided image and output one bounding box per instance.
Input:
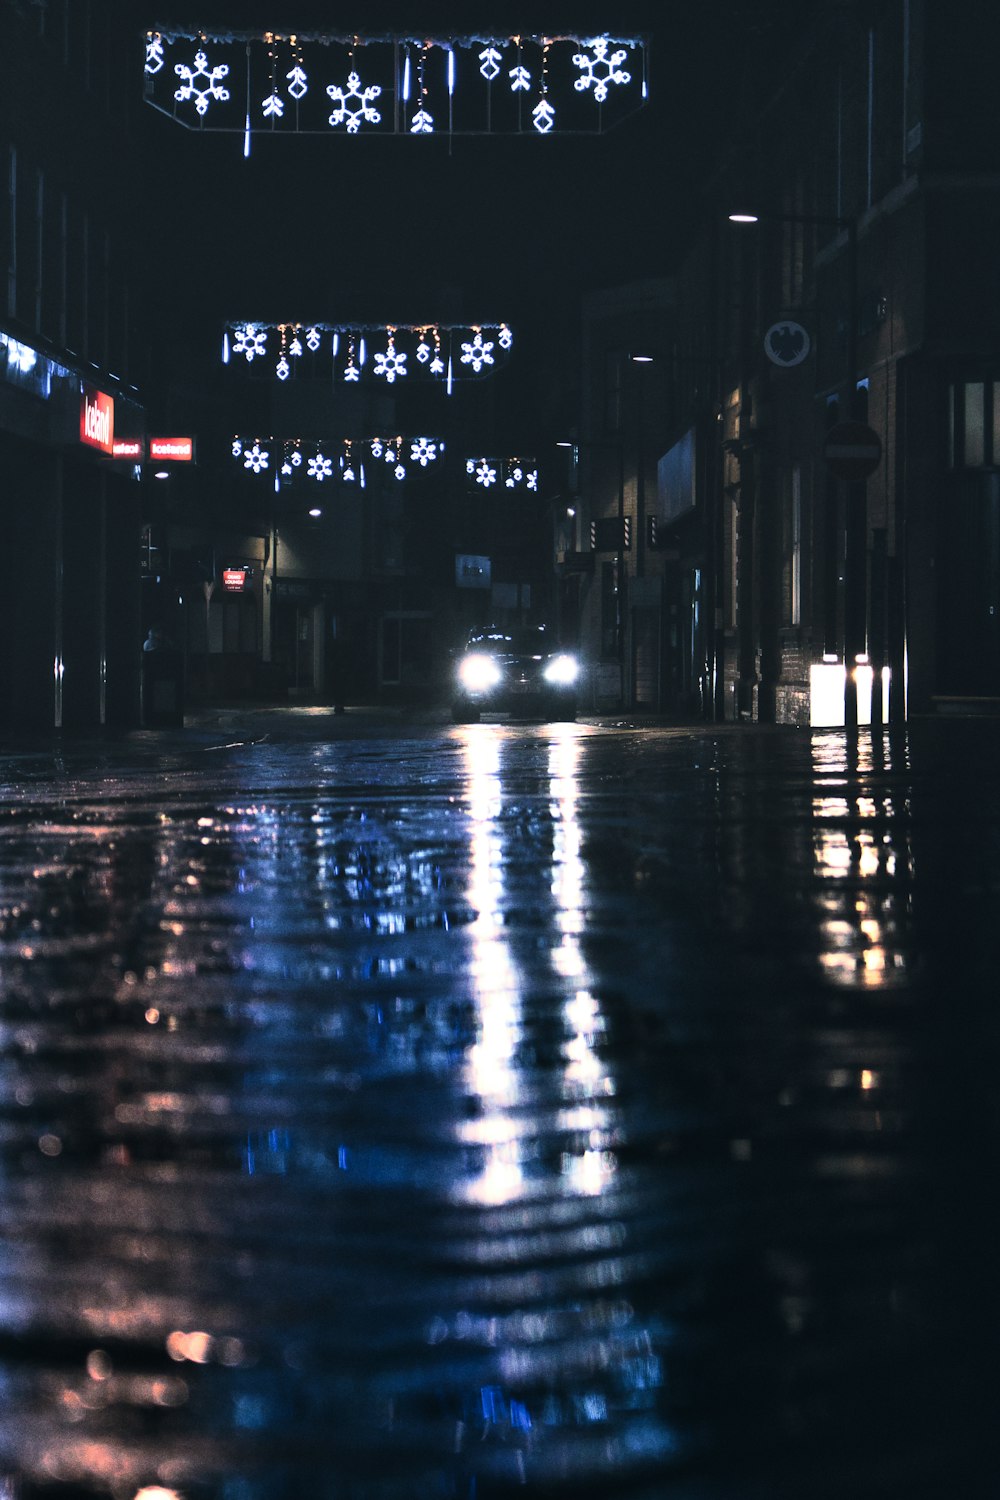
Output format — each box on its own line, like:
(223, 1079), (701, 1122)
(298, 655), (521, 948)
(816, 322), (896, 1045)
(729, 210), (865, 729)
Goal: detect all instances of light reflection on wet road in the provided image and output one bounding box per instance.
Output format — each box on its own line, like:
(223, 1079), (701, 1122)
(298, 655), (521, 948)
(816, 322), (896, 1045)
(0, 718), (997, 1499)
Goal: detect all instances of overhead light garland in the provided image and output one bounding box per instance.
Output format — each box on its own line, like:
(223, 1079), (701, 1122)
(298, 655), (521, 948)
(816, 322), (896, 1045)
(232, 434), (446, 487)
(466, 457), (539, 490)
(144, 30), (649, 140)
(222, 321), (513, 390)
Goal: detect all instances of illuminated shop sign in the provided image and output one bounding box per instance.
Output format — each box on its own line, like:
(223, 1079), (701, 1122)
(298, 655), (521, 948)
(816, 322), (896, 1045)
(80, 384), (115, 454)
(149, 436), (195, 461)
(113, 437), (145, 460)
(222, 568), (248, 592)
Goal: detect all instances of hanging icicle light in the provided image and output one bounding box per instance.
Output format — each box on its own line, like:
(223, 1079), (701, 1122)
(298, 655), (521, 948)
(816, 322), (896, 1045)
(145, 30), (649, 138)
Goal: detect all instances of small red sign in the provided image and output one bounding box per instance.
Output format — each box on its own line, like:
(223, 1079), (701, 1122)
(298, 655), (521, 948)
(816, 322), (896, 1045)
(80, 385), (115, 454)
(113, 437), (145, 460)
(149, 436), (194, 462)
(222, 569), (247, 592)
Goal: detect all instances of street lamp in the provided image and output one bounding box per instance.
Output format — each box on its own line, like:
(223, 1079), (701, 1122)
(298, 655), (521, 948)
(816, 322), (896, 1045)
(728, 209), (867, 730)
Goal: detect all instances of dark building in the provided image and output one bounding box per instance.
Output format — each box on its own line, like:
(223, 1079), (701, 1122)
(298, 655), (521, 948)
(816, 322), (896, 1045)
(0, 0), (149, 732)
(576, 0), (1000, 724)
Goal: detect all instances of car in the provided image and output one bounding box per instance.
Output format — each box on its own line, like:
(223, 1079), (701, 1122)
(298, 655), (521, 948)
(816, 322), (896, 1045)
(451, 625), (580, 723)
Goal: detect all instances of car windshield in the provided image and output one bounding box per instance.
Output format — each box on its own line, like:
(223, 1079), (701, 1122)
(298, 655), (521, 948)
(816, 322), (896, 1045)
(467, 627), (554, 654)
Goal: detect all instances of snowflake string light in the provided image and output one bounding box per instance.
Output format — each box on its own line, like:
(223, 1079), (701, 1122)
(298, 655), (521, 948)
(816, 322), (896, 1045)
(276, 356), (290, 380)
(327, 71), (382, 133)
(499, 324), (513, 350)
(572, 38), (632, 103)
(416, 341), (431, 363)
(479, 46), (502, 80)
(461, 333), (495, 372)
(231, 438), (243, 457)
(263, 92), (283, 118)
(510, 65), (531, 91)
(306, 326), (321, 351)
(243, 442), (269, 472)
(410, 108), (434, 134)
(527, 469), (538, 490)
(430, 354), (445, 375)
(370, 439), (384, 458)
(290, 449), (303, 466)
(281, 461), (293, 475)
(174, 49), (230, 116)
(289, 336), (303, 357)
(410, 437), (438, 466)
(533, 98), (555, 133)
(394, 464), (406, 480)
(145, 35), (164, 74)
(374, 346), (407, 383)
(308, 453), (333, 480)
(286, 65), (308, 100)
(233, 324), (267, 362)
(475, 460), (497, 487)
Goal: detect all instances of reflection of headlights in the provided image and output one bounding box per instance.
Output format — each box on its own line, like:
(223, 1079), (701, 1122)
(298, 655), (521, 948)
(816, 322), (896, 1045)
(543, 653), (579, 686)
(458, 653), (502, 691)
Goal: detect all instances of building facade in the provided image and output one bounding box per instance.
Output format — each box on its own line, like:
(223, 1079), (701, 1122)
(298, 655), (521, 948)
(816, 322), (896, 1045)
(579, 0), (1000, 725)
(1, 0), (148, 732)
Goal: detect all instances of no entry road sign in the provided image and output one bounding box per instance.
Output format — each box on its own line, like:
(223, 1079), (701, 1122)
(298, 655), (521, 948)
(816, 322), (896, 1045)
(823, 420), (882, 480)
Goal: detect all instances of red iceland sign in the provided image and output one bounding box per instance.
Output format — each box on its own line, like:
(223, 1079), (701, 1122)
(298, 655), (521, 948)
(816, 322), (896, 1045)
(80, 385), (115, 454)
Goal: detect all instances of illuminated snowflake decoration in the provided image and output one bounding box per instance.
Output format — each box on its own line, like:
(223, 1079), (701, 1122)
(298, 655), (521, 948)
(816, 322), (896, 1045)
(306, 326), (322, 351)
(533, 98), (555, 133)
(232, 324), (267, 362)
(287, 65), (308, 100)
(243, 443), (269, 473)
(506, 467), (523, 488)
(276, 356), (290, 380)
(474, 460), (497, 487)
(289, 336), (303, 357)
(374, 347), (407, 383)
(430, 354), (445, 376)
(461, 333), (494, 372)
(499, 324), (513, 350)
(479, 46), (502, 81)
(174, 49), (230, 116)
(281, 461), (293, 475)
(416, 341), (431, 363)
(410, 438), (439, 466)
(410, 108), (434, 134)
(527, 468), (538, 490)
(327, 71), (382, 133)
(572, 38), (632, 103)
(145, 35), (165, 74)
(344, 358), (360, 382)
(308, 453), (333, 481)
(290, 449), (303, 467)
(394, 464), (406, 480)
(510, 65), (531, 92)
(370, 440), (384, 458)
(231, 438), (243, 457)
(263, 91), (284, 118)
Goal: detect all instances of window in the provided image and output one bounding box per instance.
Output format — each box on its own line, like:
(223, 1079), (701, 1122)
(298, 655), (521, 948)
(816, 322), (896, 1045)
(948, 380), (1000, 469)
(790, 464), (803, 626)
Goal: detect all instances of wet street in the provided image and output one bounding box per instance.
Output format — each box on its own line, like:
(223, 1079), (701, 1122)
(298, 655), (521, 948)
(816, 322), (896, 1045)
(0, 711), (996, 1500)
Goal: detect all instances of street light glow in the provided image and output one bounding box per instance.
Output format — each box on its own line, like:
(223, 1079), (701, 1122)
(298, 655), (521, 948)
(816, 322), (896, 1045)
(728, 212), (759, 223)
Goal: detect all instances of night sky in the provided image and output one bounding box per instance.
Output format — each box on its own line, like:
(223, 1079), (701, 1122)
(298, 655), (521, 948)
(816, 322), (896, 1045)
(140, 2), (812, 427)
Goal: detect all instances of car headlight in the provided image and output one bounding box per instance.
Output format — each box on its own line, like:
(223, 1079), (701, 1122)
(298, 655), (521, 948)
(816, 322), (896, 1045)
(542, 653), (579, 686)
(458, 653), (502, 692)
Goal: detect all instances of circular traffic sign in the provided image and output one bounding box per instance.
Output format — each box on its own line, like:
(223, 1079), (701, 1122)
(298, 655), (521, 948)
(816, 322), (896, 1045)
(823, 420), (882, 480)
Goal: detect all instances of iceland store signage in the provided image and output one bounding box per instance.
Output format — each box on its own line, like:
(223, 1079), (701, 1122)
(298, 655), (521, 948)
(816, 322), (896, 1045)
(80, 384), (115, 454)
